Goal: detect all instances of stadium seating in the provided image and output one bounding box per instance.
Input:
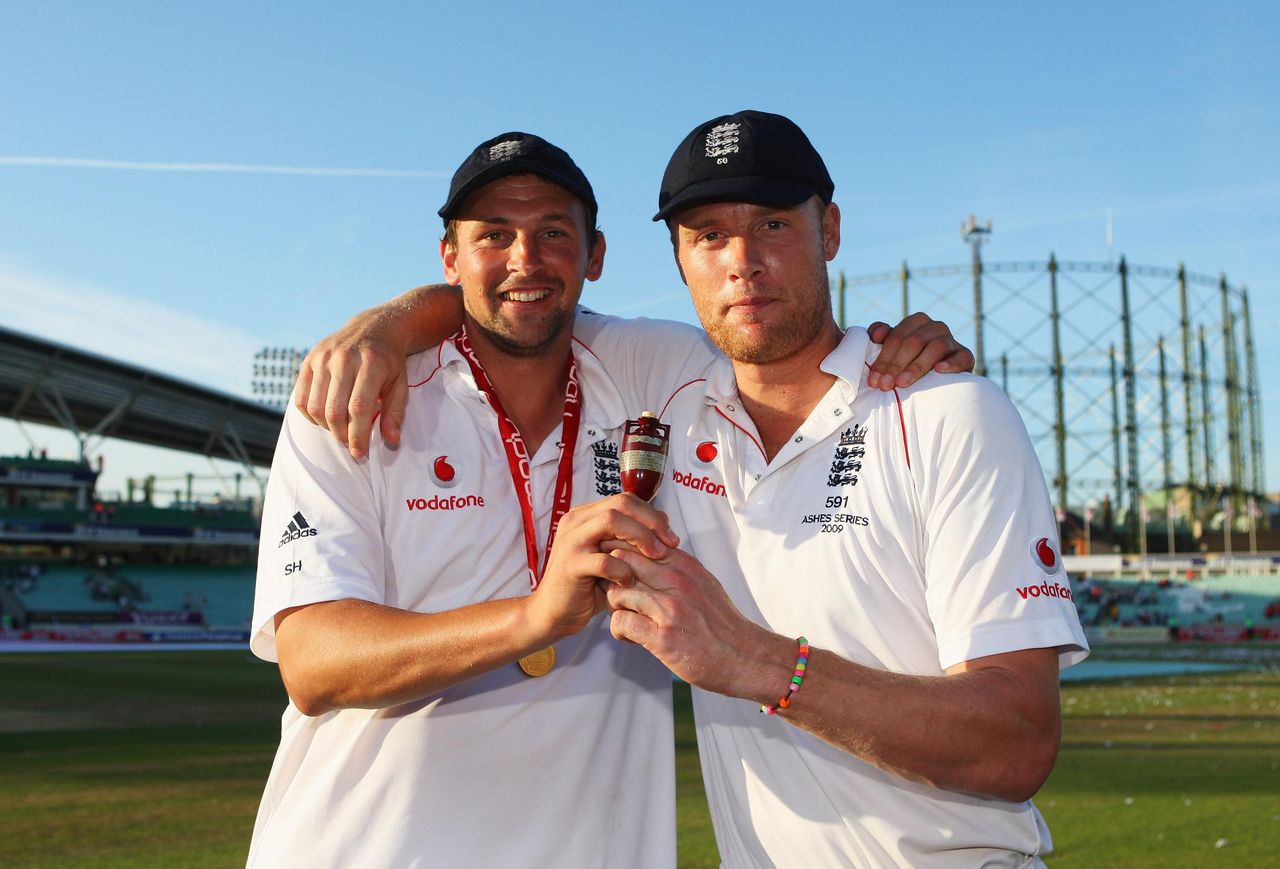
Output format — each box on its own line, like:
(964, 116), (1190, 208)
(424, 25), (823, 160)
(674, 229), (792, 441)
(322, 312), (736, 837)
(104, 505), (257, 531)
(115, 564), (254, 629)
(1073, 571), (1280, 628)
(8, 561), (254, 630)
(14, 564), (119, 614)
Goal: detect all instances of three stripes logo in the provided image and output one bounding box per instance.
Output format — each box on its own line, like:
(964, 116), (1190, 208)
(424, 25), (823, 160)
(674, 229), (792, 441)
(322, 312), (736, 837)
(278, 512), (318, 548)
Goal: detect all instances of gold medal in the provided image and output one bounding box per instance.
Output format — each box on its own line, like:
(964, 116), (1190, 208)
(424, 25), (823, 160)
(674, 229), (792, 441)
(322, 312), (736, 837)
(518, 645), (556, 677)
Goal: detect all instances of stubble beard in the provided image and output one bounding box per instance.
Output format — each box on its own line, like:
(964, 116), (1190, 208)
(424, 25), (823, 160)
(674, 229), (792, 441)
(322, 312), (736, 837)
(466, 280), (576, 359)
(701, 272), (834, 365)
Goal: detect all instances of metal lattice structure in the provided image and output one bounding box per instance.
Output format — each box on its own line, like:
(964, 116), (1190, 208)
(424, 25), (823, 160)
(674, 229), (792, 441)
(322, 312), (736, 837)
(835, 256), (1265, 550)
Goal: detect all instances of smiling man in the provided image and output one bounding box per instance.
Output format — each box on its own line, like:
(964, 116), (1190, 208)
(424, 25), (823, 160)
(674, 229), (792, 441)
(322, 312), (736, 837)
(247, 134), (690, 867)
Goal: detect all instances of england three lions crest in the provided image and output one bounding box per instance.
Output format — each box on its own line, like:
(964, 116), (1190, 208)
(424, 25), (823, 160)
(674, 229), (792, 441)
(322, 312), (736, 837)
(828, 424), (867, 488)
(592, 440), (621, 496)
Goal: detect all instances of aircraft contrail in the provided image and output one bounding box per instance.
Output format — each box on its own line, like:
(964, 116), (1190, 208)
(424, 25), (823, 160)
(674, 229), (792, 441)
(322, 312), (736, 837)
(0, 156), (447, 177)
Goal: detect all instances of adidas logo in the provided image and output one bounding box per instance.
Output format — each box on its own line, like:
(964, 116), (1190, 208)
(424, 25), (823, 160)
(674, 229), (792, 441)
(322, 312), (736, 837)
(278, 511), (318, 548)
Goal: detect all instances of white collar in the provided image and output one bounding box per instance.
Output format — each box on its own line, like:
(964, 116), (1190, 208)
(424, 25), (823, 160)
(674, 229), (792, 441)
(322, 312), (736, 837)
(700, 326), (873, 407)
(437, 333), (629, 433)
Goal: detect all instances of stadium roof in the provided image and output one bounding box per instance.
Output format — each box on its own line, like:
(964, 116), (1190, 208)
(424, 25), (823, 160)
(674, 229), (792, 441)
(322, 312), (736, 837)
(0, 325), (283, 467)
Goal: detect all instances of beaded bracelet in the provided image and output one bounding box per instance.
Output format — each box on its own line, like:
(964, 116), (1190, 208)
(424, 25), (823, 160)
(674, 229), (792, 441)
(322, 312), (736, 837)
(761, 636), (810, 715)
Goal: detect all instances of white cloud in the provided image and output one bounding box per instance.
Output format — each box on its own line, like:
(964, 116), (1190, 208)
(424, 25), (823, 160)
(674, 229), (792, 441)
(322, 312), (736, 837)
(0, 254), (263, 398)
(0, 156), (447, 178)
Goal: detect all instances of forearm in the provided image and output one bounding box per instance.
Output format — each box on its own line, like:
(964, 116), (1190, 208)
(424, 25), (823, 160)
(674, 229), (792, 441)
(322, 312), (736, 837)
(275, 595), (548, 716)
(747, 644), (1061, 801)
(294, 284), (464, 454)
(377, 284), (463, 353)
(273, 495), (676, 717)
(607, 547), (1062, 801)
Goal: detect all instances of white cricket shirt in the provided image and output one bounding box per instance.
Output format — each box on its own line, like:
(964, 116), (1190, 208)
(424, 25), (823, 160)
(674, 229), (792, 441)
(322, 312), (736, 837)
(248, 334), (679, 868)
(629, 324), (1090, 868)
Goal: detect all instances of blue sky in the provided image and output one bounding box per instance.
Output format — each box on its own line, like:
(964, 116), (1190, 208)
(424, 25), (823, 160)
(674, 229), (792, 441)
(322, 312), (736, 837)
(2, 2), (1277, 501)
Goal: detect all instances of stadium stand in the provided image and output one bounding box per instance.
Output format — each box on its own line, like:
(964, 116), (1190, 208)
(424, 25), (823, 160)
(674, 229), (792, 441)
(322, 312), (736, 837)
(1069, 563), (1280, 643)
(0, 324), (281, 467)
(1, 451), (259, 642)
(11, 563), (118, 614)
(111, 564), (255, 629)
(6, 560), (255, 635)
(0, 328), (273, 644)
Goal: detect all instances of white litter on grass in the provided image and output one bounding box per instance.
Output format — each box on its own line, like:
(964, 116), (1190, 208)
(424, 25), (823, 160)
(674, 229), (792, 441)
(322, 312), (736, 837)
(1124, 797), (1134, 805)
(1215, 838), (1228, 849)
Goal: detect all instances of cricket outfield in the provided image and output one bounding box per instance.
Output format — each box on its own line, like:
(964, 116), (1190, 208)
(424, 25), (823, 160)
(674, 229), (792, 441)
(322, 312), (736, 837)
(1, 648), (1277, 867)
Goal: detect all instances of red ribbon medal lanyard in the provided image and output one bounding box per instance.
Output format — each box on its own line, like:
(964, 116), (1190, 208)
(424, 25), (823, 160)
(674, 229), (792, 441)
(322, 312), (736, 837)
(454, 329), (581, 590)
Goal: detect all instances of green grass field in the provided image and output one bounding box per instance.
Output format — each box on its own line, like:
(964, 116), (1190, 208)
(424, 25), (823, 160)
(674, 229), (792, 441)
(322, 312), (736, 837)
(1, 648), (1277, 867)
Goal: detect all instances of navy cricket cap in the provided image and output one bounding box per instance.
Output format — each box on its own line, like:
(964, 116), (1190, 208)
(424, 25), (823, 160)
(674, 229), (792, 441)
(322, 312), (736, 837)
(653, 110), (834, 221)
(438, 132), (598, 227)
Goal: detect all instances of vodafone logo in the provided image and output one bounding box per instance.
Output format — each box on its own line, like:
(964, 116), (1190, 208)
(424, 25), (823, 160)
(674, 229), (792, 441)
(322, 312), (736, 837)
(672, 468), (727, 497)
(1015, 580), (1074, 602)
(405, 494), (485, 511)
(691, 440), (718, 468)
(431, 455), (460, 489)
(1030, 537), (1059, 573)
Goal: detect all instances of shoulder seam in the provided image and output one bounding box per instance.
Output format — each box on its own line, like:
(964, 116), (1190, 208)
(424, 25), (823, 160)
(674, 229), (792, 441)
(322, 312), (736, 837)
(407, 341), (449, 389)
(571, 334), (605, 367)
(893, 387), (910, 470)
(862, 360), (912, 470)
(658, 378), (707, 419)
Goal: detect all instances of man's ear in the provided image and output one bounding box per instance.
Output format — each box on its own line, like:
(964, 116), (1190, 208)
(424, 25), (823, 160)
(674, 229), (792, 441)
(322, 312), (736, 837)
(586, 230), (606, 282)
(822, 202), (841, 262)
(441, 238), (459, 285)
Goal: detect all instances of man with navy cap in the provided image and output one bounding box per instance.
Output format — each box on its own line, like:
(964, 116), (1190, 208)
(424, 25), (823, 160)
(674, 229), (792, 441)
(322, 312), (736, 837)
(599, 109), (1089, 866)
(248, 132), (692, 867)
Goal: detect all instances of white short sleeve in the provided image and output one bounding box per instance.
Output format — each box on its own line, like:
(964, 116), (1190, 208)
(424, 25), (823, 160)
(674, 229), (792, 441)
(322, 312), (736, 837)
(907, 375), (1088, 670)
(250, 408), (387, 661)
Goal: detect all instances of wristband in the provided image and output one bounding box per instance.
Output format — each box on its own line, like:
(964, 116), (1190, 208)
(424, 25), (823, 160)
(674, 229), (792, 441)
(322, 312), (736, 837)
(761, 636), (810, 715)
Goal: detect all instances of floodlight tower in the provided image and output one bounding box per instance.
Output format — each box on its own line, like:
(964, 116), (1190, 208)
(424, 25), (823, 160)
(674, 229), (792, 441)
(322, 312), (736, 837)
(962, 214), (992, 377)
(252, 346), (308, 410)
